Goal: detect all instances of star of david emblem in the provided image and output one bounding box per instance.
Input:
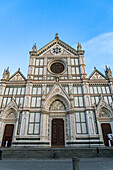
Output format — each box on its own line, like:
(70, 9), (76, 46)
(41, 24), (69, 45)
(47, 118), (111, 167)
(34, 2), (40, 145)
(53, 47), (61, 54)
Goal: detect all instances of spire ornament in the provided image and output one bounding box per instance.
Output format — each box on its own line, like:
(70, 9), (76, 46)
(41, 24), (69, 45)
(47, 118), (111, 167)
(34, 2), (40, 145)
(105, 65), (112, 79)
(2, 67), (10, 80)
(32, 43), (37, 51)
(77, 42), (82, 51)
(55, 33), (59, 39)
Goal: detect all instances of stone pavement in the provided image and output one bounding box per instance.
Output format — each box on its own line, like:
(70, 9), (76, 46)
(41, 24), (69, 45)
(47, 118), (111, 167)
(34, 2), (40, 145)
(0, 158), (113, 170)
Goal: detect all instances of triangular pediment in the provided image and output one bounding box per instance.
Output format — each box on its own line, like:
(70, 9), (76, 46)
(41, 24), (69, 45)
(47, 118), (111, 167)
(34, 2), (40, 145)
(8, 69), (26, 81)
(31, 35), (78, 56)
(89, 68), (106, 80)
(42, 43), (73, 56)
(4, 99), (18, 111)
(46, 83), (70, 100)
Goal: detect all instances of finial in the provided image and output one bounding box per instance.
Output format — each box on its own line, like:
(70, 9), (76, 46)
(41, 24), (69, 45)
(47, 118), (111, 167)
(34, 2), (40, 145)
(12, 95), (15, 101)
(105, 65), (112, 78)
(77, 42), (82, 51)
(32, 43), (37, 51)
(94, 67), (96, 70)
(55, 33), (59, 39)
(2, 67), (10, 79)
(18, 68), (20, 71)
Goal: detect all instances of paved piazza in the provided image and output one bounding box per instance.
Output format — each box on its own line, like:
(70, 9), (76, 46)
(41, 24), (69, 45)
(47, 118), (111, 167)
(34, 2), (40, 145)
(0, 158), (113, 170)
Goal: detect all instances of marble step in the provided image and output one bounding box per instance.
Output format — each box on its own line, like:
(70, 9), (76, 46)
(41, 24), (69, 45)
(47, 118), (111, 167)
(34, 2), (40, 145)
(0, 147), (113, 160)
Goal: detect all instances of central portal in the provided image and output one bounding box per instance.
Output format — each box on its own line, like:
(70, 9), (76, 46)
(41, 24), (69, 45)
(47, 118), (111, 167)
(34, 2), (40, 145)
(51, 118), (65, 147)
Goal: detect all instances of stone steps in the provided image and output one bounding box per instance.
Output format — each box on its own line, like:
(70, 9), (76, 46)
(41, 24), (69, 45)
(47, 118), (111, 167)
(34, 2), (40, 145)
(1, 147), (113, 160)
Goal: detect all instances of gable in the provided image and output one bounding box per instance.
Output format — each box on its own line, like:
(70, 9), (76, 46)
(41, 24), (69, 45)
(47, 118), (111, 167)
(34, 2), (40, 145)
(8, 70), (26, 81)
(89, 69), (106, 80)
(33, 34), (78, 57)
(41, 43), (74, 56)
(46, 84), (70, 100)
(90, 72), (105, 80)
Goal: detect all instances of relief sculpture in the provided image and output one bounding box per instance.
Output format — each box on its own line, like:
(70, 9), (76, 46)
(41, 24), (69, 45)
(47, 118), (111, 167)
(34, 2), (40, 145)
(50, 100), (65, 111)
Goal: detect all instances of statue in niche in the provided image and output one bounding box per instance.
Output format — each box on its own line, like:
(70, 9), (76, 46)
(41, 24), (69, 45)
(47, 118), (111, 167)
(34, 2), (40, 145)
(50, 100), (65, 111)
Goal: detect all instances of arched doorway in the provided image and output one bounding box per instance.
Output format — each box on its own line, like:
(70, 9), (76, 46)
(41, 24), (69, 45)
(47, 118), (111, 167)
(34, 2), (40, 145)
(1, 107), (18, 148)
(50, 100), (65, 147)
(98, 107), (113, 146)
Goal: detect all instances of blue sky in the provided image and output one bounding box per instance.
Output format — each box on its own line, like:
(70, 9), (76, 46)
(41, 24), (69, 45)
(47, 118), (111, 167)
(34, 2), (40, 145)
(0, 0), (113, 78)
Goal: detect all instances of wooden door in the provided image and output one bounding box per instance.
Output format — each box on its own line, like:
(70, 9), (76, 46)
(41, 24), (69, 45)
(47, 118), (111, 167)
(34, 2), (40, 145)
(51, 119), (65, 147)
(101, 123), (113, 146)
(2, 124), (14, 147)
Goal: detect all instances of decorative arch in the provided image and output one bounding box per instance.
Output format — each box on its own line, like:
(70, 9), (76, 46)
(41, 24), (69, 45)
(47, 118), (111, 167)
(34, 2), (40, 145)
(96, 97), (113, 119)
(44, 94), (70, 112)
(1, 100), (19, 148)
(1, 100), (19, 120)
(98, 107), (112, 119)
(5, 108), (17, 119)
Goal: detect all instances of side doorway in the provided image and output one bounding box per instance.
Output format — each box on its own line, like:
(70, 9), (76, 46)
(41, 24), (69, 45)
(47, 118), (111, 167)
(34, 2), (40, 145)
(101, 123), (113, 146)
(51, 119), (65, 147)
(2, 124), (14, 147)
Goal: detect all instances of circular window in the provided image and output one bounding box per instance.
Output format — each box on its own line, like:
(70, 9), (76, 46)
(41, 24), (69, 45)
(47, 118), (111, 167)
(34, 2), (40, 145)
(48, 60), (66, 75)
(50, 62), (64, 74)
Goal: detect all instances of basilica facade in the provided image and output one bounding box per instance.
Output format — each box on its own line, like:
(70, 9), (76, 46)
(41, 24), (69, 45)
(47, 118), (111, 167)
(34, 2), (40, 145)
(0, 34), (113, 148)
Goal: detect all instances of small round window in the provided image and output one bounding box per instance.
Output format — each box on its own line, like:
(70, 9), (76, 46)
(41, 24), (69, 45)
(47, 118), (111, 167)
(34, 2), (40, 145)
(50, 62), (64, 74)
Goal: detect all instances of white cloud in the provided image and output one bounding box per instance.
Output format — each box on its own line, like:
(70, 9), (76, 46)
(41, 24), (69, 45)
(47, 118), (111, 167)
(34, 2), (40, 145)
(75, 32), (113, 76)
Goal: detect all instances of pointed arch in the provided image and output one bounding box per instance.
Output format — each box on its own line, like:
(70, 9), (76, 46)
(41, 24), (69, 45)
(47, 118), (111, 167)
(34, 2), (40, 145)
(96, 97), (113, 119)
(1, 100), (19, 120)
(42, 83), (72, 113)
(98, 107), (112, 118)
(44, 94), (70, 112)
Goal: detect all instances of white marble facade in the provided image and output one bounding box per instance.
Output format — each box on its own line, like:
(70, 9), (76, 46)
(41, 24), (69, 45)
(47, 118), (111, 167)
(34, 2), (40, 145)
(0, 34), (113, 148)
